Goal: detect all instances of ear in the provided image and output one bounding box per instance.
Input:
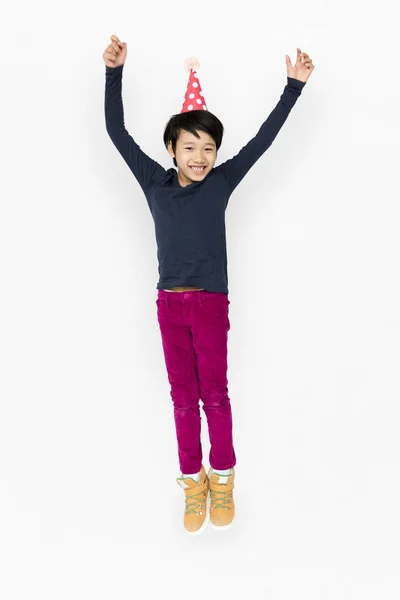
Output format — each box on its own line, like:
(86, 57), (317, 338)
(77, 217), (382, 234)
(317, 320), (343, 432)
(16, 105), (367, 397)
(167, 141), (174, 158)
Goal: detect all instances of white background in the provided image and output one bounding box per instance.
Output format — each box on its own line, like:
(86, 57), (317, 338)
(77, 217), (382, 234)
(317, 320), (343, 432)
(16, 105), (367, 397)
(1, 0), (399, 597)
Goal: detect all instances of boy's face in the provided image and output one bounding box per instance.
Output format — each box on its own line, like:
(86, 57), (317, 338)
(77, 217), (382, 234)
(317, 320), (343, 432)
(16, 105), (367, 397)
(167, 129), (217, 187)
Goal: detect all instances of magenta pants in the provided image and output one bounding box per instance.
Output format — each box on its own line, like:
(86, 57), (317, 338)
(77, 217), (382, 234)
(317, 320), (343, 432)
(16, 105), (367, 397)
(156, 289), (236, 474)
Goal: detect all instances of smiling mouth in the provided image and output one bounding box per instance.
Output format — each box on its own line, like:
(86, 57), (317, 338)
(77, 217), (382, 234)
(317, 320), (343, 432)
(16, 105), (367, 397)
(190, 166), (206, 172)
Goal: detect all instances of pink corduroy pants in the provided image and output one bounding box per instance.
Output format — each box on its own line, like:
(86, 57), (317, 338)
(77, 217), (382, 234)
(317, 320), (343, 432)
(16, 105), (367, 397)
(156, 288), (236, 474)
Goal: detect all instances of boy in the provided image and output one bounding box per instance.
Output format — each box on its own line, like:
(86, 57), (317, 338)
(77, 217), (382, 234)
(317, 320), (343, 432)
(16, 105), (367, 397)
(103, 36), (314, 534)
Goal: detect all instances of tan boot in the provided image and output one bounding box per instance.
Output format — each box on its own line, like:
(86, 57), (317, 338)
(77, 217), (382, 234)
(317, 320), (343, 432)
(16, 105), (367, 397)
(208, 467), (235, 530)
(176, 465), (210, 535)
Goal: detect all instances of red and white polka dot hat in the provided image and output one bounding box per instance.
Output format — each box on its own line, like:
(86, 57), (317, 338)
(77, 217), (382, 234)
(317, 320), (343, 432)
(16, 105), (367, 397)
(180, 57), (208, 113)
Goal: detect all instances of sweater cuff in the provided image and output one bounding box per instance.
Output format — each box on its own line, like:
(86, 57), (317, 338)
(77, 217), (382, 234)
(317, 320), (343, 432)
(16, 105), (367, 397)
(287, 76), (306, 90)
(106, 64), (124, 76)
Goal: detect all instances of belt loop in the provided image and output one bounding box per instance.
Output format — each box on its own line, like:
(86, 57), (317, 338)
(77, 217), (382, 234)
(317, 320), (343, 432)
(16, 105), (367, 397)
(199, 290), (204, 307)
(165, 291), (169, 308)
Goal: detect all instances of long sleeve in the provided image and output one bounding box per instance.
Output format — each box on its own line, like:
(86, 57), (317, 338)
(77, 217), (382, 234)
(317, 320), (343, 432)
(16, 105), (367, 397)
(215, 77), (306, 192)
(104, 64), (166, 192)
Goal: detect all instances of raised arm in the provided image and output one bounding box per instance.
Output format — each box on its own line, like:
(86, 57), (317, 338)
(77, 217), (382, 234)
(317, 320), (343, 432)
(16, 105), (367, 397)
(214, 76), (306, 193)
(103, 37), (166, 193)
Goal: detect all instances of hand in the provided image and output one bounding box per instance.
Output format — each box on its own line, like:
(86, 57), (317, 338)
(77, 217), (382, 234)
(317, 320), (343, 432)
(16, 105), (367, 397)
(286, 48), (314, 83)
(103, 35), (127, 68)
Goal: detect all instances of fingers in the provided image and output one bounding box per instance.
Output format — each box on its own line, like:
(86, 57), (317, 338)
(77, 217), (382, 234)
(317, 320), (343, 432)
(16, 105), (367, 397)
(297, 48), (314, 68)
(111, 41), (120, 55)
(104, 42), (120, 60)
(111, 34), (124, 49)
(103, 50), (117, 62)
(297, 48), (310, 59)
(302, 54), (314, 68)
(103, 35), (126, 67)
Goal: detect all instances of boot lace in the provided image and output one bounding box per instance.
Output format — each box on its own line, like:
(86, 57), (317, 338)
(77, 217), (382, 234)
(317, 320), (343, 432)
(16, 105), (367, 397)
(210, 488), (232, 510)
(185, 489), (207, 514)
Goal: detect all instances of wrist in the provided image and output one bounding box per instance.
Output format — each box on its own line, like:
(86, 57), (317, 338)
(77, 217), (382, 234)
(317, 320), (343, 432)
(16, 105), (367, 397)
(106, 63), (124, 74)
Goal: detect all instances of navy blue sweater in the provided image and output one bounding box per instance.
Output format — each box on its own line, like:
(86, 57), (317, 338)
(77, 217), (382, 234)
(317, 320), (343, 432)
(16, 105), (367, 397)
(104, 63), (306, 294)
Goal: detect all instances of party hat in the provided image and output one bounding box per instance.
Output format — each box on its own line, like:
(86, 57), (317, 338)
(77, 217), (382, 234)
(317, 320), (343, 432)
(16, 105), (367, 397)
(180, 57), (208, 113)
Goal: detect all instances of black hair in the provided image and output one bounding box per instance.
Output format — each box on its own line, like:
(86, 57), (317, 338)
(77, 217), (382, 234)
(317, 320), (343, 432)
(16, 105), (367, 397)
(163, 110), (224, 167)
